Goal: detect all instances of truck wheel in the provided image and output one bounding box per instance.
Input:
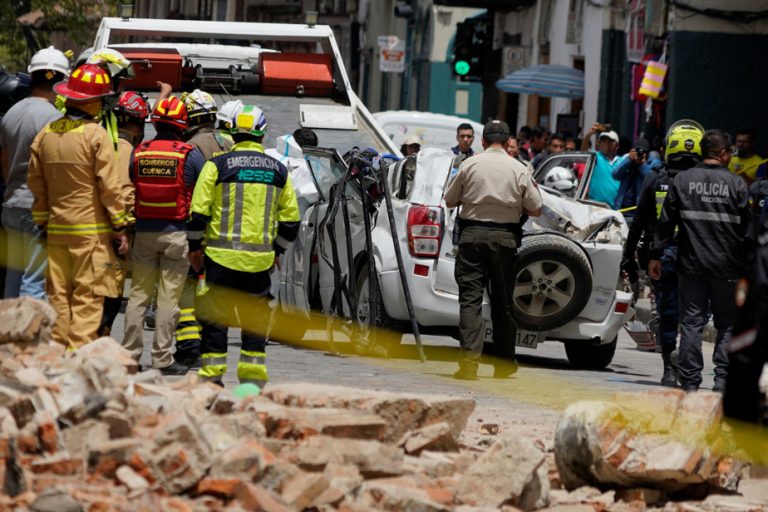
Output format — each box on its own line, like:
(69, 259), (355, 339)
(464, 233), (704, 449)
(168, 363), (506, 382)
(355, 263), (402, 350)
(564, 337), (617, 369)
(512, 234), (593, 330)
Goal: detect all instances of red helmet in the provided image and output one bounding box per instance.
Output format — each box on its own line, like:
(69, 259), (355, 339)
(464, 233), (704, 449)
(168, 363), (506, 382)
(151, 96), (188, 131)
(114, 91), (148, 124)
(53, 64), (113, 101)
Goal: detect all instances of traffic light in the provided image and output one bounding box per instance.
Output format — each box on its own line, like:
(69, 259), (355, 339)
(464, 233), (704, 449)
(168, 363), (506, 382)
(451, 17), (492, 81)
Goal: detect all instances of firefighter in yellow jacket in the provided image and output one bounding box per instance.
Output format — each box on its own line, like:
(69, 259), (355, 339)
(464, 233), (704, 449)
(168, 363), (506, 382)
(186, 105), (299, 386)
(28, 64), (129, 349)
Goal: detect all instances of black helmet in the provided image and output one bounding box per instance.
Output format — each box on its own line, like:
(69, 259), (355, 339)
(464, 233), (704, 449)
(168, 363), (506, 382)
(0, 69), (31, 117)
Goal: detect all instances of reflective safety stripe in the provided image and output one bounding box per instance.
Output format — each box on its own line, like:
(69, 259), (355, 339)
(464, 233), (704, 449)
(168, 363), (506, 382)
(232, 183), (245, 241)
(176, 332), (201, 341)
(47, 223), (112, 235)
(178, 315), (197, 323)
(680, 211), (741, 224)
(239, 354), (266, 365)
(179, 308), (195, 314)
(138, 200), (177, 208)
(176, 326), (201, 334)
(220, 182), (232, 239)
(655, 191), (666, 219)
(201, 353), (228, 366)
(187, 229), (204, 240)
(31, 211), (49, 221)
(206, 239), (272, 252)
(263, 185), (275, 245)
(134, 150), (188, 158)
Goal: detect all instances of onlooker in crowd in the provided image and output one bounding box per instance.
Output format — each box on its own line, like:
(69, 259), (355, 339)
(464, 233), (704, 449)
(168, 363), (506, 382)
(523, 125), (548, 161)
(652, 129), (751, 392)
(506, 136), (534, 172)
(531, 132), (566, 169)
(517, 126), (531, 147)
(581, 124), (622, 206)
(0, 47), (68, 299)
(28, 63), (129, 349)
(401, 134), (422, 156)
(565, 137), (578, 152)
(728, 128), (765, 185)
(612, 138), (662, 215)
(122, 96), (205, 374)
(452, 123), (475, 159)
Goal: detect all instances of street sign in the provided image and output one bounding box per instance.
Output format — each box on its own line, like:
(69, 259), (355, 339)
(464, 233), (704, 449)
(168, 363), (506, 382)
(379, 37), (406, 73)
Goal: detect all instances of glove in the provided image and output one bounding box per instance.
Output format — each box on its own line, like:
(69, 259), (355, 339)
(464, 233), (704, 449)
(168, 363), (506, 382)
(620, 255), (639, 284)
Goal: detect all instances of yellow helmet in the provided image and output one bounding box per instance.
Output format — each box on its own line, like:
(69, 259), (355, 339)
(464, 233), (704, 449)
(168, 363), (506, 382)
(665, 119), (704, 165)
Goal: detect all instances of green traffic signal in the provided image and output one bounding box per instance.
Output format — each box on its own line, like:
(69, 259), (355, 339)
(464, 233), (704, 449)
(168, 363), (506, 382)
(454, 60), (470, 76)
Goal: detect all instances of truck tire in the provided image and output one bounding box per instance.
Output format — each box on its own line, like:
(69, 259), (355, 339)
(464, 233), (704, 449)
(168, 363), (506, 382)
(355, 262), (402, 349)
(512, 234), (592, 330)
(564, 336), (617, 369)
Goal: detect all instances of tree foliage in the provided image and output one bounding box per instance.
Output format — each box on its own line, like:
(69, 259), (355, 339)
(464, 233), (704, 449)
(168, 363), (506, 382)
(0, 0), (120, 72)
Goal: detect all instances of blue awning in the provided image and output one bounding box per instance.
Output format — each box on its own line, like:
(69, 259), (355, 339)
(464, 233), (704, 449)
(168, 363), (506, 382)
(496, 65), (584, 99)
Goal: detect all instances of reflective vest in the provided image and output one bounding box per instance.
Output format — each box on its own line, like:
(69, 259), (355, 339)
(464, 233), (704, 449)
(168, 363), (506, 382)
(133, 139), (194, 220)
(654, 169), (677, 220)
(189, 141), (300, 273)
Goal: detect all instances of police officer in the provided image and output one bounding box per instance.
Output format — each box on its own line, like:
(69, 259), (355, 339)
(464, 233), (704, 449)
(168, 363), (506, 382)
(187, 105), (300, 387)
(651, 129), (751, 392)
(444, 120), (543, 380)
(622, 120), (704, 387)
(724, 166), (768, 425)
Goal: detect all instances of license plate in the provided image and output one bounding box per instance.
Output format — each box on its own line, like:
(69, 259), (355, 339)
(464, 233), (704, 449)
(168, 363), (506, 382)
(483, 323), (540, 348)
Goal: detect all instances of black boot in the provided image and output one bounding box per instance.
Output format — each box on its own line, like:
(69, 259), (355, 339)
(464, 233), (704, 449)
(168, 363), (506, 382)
(661, 351), (678, 387)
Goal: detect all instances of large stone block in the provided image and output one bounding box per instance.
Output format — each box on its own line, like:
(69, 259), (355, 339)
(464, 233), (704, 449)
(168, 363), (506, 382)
(0, 297), (56, 345)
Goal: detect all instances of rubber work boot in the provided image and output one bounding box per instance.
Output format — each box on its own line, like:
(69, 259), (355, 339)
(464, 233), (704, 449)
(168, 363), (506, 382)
(493, 359), (519, 379)
(160, 361), (189, 375)
(453, 360), (479, 380)
(661, 351), (677, 387)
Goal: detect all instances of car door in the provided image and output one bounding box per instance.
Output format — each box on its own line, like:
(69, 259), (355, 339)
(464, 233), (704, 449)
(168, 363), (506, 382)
(280, 147), (347, 315)
(533, 152), (597, 200)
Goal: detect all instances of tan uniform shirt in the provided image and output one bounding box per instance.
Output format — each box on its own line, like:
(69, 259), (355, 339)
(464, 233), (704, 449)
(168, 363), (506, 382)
(444, 147), (543, 223)
(28, 116), (128, 244)
(186, 129), (233, 161)
(116, 137), (136, 213)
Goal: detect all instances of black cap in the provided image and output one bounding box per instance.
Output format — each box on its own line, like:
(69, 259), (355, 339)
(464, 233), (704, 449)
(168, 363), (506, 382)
(483, 120), (511, 138)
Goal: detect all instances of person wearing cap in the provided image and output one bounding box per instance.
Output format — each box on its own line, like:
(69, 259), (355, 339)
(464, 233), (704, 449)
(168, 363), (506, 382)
(401, 134), (423, 156)
(27, 64), (129, 349)
(0, 47), (69, 299)
(581, 124), (623, 206)
(444, 120), (543, 380)
(186, 105), (300, 387)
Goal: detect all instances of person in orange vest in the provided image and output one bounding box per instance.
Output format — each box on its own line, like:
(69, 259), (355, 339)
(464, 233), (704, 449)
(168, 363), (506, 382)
(122, 96), (205, 374)
(27, 64), (129, 349)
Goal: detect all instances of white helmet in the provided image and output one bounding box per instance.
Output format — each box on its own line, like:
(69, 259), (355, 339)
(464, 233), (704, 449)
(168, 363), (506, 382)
(86, 48), (133, 79)
(182, 89), (218, 125)
(28, 46), (70, 76)
(217, 99), (244, 130)
(543, 166), (578, 193)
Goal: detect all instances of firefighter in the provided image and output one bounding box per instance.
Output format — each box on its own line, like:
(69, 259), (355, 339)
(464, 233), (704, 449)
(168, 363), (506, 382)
(83, 48), (135, 150)
(27, 64), (129, 349)
(183, 89), (233, 160)
(621, 120), (704, 387)
(1, 46), (69, 300)
(169, 90), (235, 368)
(651, 129), (751, 392)
(187, 105), (300, 387)
(98, 91), (149, 337)
(122, 96), (205, 374)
